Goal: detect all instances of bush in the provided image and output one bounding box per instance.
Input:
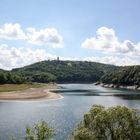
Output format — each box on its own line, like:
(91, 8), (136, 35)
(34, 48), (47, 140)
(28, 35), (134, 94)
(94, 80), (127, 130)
(72, 105), (140, 140)
(24, 121), (54, 140)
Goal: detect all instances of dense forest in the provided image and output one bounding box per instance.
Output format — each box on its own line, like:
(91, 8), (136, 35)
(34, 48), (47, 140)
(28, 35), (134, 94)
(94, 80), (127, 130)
(12, 60), (116, 83)
(0, 60), (139, 86)
(101, 66), (140, 86)
(0, 70), (25, 84)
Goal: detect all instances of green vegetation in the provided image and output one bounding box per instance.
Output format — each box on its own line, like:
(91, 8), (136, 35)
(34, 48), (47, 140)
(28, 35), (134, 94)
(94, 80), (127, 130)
(12, 121), (54, 140)
(0, 71), (25, 84)
(101, 66), (140, 86)
(0, 60), (139, 86)
(12, 60), (116, 83)
(72, 105), (140, 140)
(0, 83), (43, 92)
(24, 121), (54, 140)
(11, 105), (140, 140)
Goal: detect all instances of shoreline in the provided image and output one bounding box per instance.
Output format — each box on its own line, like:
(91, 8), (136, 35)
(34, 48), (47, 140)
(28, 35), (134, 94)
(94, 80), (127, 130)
(94, 82), (140, 91)
(0, 84), (64, 102)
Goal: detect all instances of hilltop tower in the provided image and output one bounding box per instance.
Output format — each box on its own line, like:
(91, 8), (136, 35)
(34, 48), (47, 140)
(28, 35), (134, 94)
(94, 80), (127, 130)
(57, 56), (59, 61)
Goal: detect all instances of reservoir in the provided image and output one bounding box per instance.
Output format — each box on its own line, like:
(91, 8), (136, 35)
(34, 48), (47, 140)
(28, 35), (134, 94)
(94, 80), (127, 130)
(0, 84), (140, 140)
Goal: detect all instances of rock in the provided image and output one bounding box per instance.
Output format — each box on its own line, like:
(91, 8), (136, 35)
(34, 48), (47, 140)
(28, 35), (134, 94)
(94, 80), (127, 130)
(94, 82), (100, 85)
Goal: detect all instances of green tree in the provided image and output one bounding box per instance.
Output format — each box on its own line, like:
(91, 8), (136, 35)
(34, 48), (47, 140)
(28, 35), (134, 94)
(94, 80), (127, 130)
(101, 66), (140, 86)
(24, 121), (54, 140)
(0, 72), (7, 84)
(73, 105), (140, 140)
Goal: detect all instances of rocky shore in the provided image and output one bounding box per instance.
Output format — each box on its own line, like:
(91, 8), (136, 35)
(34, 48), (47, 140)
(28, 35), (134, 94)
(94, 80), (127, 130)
(94, 82), (140, 90)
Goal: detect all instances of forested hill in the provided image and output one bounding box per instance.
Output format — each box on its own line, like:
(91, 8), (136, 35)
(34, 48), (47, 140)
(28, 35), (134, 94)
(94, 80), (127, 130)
(101, 65), (140, 86)
(12, 60), (116, 83)
(0, 60), (139, 86)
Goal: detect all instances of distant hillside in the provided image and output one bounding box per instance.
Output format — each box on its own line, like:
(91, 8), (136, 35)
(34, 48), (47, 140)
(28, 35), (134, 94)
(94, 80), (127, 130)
(12, 60), (116, 83)
(101, 65), (140, 86)
(0, 60), (139, 86)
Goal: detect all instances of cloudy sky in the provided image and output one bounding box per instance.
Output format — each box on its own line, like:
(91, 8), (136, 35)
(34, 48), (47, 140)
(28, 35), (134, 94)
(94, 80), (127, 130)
(0, 0), (140, 70)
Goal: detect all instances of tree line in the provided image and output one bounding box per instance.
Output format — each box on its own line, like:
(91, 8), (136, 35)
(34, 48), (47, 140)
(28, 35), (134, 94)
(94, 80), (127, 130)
(0, 60), (139, 86)
(101, 66), (140, 86)
(0, 71), (25, 84)
(11, 60), (116, 83)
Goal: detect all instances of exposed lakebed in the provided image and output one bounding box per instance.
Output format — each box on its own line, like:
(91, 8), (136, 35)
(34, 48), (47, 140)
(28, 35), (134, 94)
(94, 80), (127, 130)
(0, 84), (140, 140)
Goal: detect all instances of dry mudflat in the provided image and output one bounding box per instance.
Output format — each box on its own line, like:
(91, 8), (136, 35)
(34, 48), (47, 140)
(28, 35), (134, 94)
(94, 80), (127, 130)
(0, 84), (63, 101)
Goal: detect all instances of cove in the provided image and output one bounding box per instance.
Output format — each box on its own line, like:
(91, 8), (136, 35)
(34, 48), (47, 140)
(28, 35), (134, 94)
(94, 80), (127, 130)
(0, 84), (140, 140)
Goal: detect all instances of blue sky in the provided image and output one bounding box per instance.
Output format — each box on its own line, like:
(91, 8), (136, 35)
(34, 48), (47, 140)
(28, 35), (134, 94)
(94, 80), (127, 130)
(0, 0), (140, 69)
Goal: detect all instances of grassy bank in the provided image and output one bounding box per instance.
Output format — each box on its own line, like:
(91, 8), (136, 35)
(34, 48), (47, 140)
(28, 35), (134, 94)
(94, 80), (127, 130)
(0, 83), (44, 92)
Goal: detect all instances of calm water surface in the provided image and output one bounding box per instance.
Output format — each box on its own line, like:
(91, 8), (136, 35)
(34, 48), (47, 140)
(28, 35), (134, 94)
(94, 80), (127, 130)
(0, 84), (140, 140)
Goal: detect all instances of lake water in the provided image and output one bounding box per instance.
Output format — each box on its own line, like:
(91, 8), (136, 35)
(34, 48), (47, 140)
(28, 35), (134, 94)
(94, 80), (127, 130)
(0, 84), (140, 140)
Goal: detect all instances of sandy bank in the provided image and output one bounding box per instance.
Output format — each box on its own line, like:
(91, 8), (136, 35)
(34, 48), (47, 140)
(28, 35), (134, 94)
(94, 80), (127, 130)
(0, 84), (64, 102)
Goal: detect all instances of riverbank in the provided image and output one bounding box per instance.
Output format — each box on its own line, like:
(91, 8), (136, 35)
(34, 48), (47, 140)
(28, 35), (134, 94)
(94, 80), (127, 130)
(0, 84), (63, 101)
(94, 82), (140, 90)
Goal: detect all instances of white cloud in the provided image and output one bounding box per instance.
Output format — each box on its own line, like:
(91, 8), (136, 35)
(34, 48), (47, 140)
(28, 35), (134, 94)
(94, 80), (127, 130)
(0, 23), (26, 40)
(0, 43), (139, 70)
(0, 23), (63, 47)
(0, 44), (57, 70)
(0, 43), (79, 70)
(83, 56), (140, 66)
(82, 27), (140, 55)
(27, 27), (63, 47)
